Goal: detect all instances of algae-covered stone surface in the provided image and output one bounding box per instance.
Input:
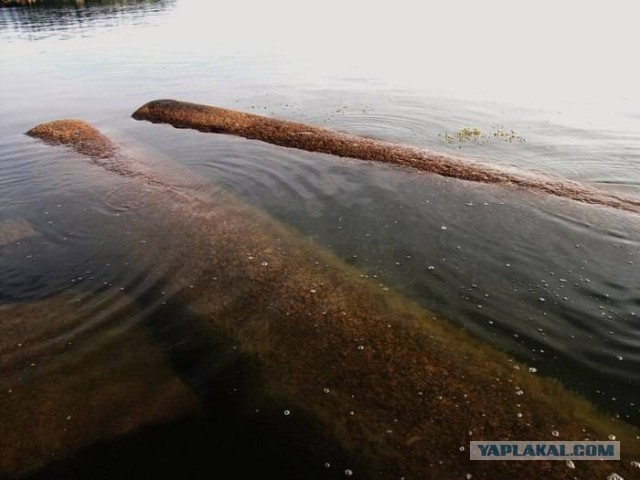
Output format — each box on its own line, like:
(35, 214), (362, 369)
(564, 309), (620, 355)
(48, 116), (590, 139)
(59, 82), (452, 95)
(0, 219), (37, 247)
(0, 294), (201, 477)
(27, 120), (117, 159)
(132, 99), (640, 213)
(20, 119), (640, 479)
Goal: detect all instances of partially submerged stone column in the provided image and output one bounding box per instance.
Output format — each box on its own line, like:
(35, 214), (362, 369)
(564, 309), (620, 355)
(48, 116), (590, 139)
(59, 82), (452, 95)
(131, 99), (640, 213)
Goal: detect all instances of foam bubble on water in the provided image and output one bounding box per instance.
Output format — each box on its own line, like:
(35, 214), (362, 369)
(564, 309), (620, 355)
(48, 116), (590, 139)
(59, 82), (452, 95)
(630, 461), (640, 468)
(608, 434), (617, 440)
(607, 474), (623, 480)
(344, 469), (353, 476)
(283, 409), (290, 416)
(551, 430), (560, 437)
(566, 460), (575, 469)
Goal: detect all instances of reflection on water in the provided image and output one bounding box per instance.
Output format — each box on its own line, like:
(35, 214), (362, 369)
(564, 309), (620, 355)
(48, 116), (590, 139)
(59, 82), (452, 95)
(1, 0), (173, 40)
(1, 0), (640, 478)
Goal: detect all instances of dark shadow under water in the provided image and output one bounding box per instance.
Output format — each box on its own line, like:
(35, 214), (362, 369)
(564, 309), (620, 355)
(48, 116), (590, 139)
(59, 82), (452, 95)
(22, 293), (356, 480)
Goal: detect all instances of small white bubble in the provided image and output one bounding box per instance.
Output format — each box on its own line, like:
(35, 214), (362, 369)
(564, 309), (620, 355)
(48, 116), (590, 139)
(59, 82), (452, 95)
(261, 261), (269, 267)
(551, 430), (560, 437)
(323, 388), (330, 394)
(283, 410), (290, 416)
(516, 413), (523, 418)
(310, 289), (317, 293)
(607, 474), (624, 480)
(459, 446), (465, 451)
(440, 225), (447, 231)
(565, 460), (575, 469)
(608, 434), (617, 440)
(344, 469), (353, 476)
(528, 367), (537, 373)
(324, 462), (331, 468)
(630, 461), (640, 469)
(616, 355), (624, 361)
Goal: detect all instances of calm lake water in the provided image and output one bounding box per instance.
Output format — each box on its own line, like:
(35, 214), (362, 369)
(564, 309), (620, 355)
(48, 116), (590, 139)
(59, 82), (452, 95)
(1, 1), (639, 478)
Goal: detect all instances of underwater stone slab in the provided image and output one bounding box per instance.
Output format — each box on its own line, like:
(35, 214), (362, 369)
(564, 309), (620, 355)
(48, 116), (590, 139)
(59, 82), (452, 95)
(26, 118), (640, 480)
(0, 294), (201, 477)
(0, 219), (37, 247)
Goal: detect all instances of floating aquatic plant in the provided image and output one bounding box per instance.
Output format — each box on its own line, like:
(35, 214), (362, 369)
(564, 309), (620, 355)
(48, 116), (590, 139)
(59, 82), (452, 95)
(440, 126), (526, 146)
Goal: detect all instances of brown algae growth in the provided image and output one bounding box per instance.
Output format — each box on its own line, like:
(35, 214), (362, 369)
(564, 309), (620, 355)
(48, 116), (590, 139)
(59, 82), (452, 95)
(26, 119), (168, 188)
(27, 120), (117, 159)
(24, 119), (640, 479)
(0, 219), (37, 247)
(0, 294), (201, 477)
(132, 99), (640, 213)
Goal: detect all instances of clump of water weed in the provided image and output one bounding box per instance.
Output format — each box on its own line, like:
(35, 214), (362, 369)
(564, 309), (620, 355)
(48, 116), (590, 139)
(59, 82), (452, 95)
(440, 126), (525, 147)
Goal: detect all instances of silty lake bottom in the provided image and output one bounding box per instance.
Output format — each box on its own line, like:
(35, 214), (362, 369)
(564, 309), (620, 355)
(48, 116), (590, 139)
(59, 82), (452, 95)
(1, 0), (640, 479)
